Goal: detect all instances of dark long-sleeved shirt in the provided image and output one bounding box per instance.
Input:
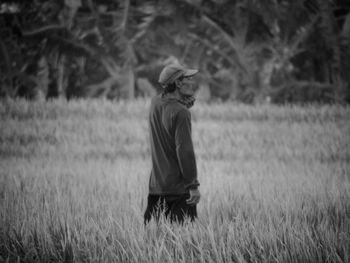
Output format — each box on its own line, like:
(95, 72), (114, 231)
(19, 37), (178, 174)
(148, 94), (199, 195)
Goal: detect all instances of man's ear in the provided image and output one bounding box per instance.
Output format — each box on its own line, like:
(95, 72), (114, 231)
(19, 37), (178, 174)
(175, 79), (182, 88)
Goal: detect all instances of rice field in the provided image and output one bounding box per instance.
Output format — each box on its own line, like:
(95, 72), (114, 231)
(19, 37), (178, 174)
(0, 98), (349, 263)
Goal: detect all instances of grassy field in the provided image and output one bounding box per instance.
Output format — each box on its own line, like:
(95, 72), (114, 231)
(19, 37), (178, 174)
(0, 99), (349, 263)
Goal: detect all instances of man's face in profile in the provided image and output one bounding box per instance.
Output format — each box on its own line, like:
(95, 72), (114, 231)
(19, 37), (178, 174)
(178, 76), (196, 97)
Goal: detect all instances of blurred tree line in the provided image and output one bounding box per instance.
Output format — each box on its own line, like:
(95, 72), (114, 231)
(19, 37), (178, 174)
(0, 0), (349, 104)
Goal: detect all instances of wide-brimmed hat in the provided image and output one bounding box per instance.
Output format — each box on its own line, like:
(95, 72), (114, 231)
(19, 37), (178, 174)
(158, 64), (198, 87)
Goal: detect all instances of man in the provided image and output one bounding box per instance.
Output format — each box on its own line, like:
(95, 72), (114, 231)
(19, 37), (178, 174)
(144, 63), (201, 224)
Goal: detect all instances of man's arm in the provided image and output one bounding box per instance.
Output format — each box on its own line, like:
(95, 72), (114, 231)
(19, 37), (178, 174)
(174, 109), (200, 190)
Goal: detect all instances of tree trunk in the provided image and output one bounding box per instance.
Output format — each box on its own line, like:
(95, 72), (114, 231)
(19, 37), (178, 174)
(0, 36), (16, 97)
(317, 0), (342, 82)
(340, 11), (350, 100)
(57, 55), (66, 98)
(316, 0), (347, 101)
(126, 66), (134, 99)
(36, 56), (49, 100)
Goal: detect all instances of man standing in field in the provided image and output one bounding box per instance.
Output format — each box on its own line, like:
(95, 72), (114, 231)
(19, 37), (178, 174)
(144, 63), (201, 224)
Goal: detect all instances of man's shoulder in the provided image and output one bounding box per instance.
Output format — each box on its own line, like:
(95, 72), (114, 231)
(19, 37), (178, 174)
(154, 94), (188, 112)
(175, 106), (191, 120)
(168, 101), (190, 120)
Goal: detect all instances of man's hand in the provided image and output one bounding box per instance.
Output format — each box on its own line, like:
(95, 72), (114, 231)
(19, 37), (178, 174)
(186, 188), (201, 205)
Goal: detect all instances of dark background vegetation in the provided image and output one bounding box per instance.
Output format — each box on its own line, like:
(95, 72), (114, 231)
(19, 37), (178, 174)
(1, 0), (349, 104)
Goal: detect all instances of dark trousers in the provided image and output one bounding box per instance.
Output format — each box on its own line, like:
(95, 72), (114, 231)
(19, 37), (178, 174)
(144, 194), (197, 224)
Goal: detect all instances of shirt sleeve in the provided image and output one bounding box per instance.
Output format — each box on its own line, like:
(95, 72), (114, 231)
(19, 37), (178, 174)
(174, 109), (199, 190)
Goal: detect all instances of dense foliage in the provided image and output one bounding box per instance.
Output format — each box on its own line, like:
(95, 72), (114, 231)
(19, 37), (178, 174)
(1, 0), (349, 103)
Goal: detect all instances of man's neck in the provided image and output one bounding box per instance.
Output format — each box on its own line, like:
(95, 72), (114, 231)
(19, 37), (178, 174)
(163, 90), (195, 109)
(163, 90), (181, 100)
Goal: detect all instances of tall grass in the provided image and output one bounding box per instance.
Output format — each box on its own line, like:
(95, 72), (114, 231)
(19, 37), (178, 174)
(0, 98), (349, 262)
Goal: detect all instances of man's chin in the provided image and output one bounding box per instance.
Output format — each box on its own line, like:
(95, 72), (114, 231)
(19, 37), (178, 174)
(178, 95), (196, 108)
